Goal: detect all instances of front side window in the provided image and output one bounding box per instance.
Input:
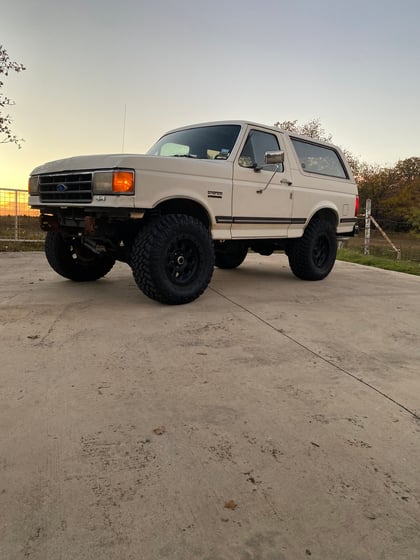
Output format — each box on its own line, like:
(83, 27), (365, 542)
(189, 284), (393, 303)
(238, 130), (281, 171)
(147, 125), (241, 160)
(291, 138), (348, 179)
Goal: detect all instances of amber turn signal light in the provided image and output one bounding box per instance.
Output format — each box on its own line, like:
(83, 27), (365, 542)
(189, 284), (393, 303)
(112, 171), (134, 193)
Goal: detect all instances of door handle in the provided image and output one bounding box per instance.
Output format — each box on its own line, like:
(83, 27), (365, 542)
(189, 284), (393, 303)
(280, 179), (293, 186)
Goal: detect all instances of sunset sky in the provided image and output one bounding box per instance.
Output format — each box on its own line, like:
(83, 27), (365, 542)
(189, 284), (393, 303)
(1, 0), (419, 190)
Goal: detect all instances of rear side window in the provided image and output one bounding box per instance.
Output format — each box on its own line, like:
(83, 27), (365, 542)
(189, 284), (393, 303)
(291, 138), (348, 179)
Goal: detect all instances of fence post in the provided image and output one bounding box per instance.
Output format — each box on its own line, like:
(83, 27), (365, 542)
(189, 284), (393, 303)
(364, 199), (371, 255)
(14, 190), (19, 240)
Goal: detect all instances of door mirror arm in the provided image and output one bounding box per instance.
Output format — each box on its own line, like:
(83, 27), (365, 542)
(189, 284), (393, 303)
(256, 165), (281, 194)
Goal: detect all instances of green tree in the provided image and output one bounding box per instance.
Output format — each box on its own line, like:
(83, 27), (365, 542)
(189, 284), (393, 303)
(394, 157), (420, 182)
(357, 163), (395, 220)
(0, 45), (25, 148)
(382, 158), (420, 231)
(357, 157), (420, 231)
(405, 207), (420, 234)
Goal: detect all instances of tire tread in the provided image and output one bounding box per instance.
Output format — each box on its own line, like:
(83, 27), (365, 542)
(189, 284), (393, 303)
(131, 214), (214, 304)
(288, 218), (337, 281)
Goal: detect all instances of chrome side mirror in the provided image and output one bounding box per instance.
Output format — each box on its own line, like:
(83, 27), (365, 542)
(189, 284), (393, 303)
(264, 150), (284, 165)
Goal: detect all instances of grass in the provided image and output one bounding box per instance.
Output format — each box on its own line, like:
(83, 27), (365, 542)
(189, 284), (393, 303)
(337, 230), (420, 276)
(337, 248), (420, 276)
(0, 241), (44, 251)
(0, 215), (45, 252)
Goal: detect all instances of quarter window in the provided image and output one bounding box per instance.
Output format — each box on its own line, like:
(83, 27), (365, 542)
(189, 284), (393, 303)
(291, 138), (348, 179)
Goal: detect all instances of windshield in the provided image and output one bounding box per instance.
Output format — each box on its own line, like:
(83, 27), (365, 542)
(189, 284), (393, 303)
(147, 124), (241, 160)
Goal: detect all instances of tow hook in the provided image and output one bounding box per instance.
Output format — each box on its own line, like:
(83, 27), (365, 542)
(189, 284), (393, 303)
(84, 216), (96, 236)
(40, 214), (59, 232)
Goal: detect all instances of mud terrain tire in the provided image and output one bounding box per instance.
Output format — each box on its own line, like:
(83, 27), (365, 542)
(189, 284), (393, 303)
(131, 214), (214, 304)
(288, 218), (337, 280)
(45, 231), (115, 281)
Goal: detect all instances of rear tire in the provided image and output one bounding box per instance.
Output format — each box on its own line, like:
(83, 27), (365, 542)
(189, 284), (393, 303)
(288, 218), (337, 280)
(45, 231), (115, 281)
(131, 214), (214, 304)
(214, 241), (248, 269)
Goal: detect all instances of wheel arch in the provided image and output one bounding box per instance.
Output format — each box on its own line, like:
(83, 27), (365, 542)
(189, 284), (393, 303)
(307, 205), (339, 230)
(152, 198), (211, 229)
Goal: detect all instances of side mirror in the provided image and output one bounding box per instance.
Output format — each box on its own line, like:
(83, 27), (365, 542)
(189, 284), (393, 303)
(264, 150), (284, 165)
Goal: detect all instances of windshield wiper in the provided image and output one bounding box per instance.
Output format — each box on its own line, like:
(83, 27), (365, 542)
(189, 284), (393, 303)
(172, 154), (198, 158)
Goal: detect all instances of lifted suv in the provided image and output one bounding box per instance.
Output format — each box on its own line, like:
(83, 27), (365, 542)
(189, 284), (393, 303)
(29, 121), (358, 304)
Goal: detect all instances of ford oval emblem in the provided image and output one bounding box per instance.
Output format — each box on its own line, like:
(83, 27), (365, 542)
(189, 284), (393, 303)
(56, 183), (68, 192)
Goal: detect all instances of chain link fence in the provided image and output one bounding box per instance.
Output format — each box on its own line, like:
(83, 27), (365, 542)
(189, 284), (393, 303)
(0, 188), (44, 248)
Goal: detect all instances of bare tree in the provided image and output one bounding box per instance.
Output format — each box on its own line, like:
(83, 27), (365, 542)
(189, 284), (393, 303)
(274, 118), (333, 142)
(0, 45), (25, 148)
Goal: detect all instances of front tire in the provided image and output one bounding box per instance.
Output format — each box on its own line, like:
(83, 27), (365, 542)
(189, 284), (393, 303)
(45, 231), (115, 281)
(131, 214), (214, 304)
(288, 218), (337, 280)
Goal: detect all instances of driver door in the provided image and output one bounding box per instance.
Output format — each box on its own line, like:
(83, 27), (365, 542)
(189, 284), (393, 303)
(232, 128), (293, 238)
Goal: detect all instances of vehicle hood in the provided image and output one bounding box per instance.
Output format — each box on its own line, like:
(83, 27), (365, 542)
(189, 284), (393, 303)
(30, 154), (232, 177)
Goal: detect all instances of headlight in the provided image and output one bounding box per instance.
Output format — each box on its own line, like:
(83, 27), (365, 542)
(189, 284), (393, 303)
(93, 170), (135, 194)
(28, 175), (39, 195)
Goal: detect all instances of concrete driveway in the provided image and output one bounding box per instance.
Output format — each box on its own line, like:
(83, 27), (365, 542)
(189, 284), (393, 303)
(1, 252), (419, 560)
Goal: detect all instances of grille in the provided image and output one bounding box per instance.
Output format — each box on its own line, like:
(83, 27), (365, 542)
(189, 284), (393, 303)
(39, 173), (93, 203)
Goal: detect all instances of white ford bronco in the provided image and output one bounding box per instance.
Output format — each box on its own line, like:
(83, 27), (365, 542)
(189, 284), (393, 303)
(29, 121), (359, 304)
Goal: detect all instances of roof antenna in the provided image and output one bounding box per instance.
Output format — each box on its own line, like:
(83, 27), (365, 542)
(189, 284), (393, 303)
(121, 104), (127, 152)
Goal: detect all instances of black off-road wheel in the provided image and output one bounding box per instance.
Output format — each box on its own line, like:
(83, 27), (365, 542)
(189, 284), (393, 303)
(287, 218), (337, 280)
(214, 241), (248, 269)
(131, 214), (214, 305)
(45, 231), (116, 281)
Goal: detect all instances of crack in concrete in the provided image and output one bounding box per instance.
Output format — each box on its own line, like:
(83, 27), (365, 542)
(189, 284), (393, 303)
(210, 287), (420, 422)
